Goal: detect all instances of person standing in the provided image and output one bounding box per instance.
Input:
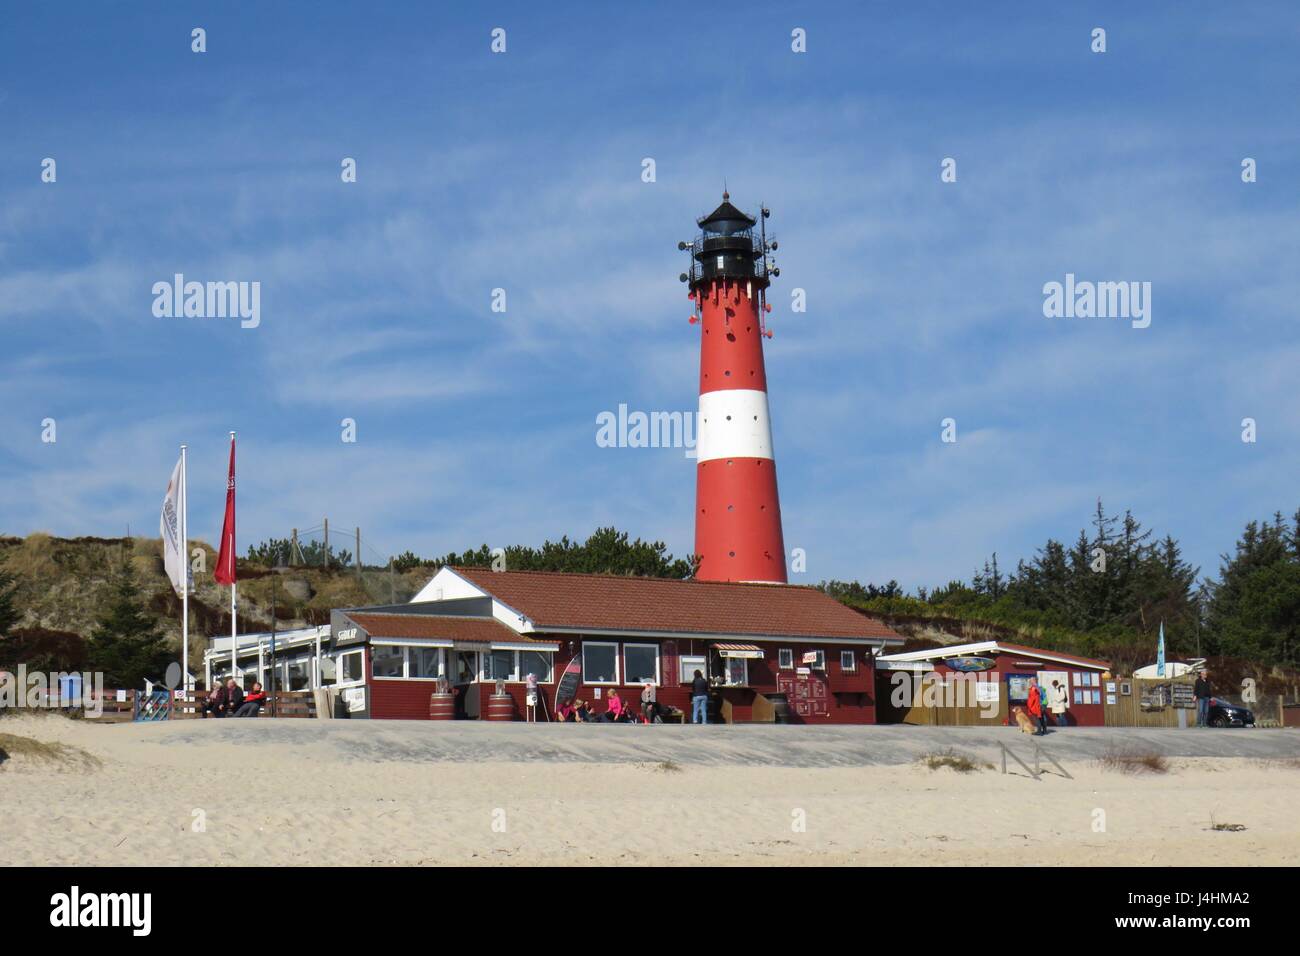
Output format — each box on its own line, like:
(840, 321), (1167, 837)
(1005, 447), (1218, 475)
(691, 669), (709, 724)
(1027, 678), (1047, 735)
(1194, 668), (1213, 728)
(1050, 679), (1068, 727)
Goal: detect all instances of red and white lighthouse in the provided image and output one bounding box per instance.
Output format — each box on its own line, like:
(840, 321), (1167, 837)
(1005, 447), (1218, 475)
(681, 193), (787, 583)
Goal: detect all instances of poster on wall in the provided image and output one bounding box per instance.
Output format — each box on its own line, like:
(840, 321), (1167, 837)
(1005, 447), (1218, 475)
(1106, 694), (1117, 705)
(1007, 675), (1031, 701)
(974, 681), (1000, 703)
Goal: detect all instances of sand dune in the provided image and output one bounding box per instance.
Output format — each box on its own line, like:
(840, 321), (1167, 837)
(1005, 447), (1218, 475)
(3, 715), (1298, 866)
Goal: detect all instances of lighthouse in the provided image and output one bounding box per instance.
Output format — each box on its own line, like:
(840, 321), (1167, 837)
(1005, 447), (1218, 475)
(680, 193), (787, 583)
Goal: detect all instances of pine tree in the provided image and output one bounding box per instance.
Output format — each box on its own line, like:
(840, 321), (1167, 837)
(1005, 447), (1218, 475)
(87, 561), (173, 688)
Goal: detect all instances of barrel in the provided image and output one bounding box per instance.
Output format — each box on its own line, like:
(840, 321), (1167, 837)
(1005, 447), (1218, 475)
(767, 693), (791, 724)
(428, 692), (456, 720)
(486, 693), (516, 722)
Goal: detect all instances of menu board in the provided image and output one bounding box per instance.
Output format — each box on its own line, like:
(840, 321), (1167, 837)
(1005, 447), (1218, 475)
(1171, 682), (1196, 709)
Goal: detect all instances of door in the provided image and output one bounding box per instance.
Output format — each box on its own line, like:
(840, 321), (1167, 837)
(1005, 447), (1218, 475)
(453, 650), (480, 719)
(1038, 669), (1069, 724)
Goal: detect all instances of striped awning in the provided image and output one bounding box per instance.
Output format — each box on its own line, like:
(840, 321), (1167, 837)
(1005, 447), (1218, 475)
(712, 643), (765, 659)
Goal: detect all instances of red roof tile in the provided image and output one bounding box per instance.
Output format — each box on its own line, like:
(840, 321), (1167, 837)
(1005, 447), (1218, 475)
(446, 567), (902, 642)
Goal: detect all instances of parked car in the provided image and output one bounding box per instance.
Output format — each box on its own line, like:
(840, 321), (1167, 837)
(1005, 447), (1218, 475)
(1207, 697), (1255, 727)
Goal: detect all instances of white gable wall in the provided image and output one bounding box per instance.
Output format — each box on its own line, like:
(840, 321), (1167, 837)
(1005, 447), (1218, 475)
(410, 566), (534, 634)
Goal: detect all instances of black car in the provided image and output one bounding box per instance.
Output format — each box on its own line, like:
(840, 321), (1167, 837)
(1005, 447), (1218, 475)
(1207, 697), (1255, 727)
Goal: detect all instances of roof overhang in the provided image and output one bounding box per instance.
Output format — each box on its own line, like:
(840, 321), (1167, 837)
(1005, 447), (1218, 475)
(537, 625), (899, 645)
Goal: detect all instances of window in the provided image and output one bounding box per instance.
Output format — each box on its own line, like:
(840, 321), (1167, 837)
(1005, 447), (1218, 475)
(840, 650), (856, 672)
(372, 644), (404, 678)
(335, 649), (365, 685)
(484, 649), (517, 682)
(410, 646), (442, 680)
(623, 644), (659, 685)
(804, 650), (826, 671)
(724, 657), (748, 687)
(582, 642), (619, 684)
(518, 650), (553, 684)
(778, 648), (794, 669)
(286, 658), (311, 690)
(679, 655), (706, 684)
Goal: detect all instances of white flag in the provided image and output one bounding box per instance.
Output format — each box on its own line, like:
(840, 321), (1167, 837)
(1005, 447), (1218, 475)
(160, 456), (186, 596)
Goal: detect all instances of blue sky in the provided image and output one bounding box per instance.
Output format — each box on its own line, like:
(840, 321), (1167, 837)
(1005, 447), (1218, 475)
(2, 2), (1297, 589)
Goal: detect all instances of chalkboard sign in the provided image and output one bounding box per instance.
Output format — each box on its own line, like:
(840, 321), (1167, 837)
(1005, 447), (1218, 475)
(555, 656), (582, 705)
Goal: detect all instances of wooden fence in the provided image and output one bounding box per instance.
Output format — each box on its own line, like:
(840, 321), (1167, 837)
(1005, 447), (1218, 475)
(33, 689), (319, 721)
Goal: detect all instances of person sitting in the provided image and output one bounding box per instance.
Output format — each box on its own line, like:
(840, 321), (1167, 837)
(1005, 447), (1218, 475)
(234, 682), (268, 717)
(573, 699), (593, 722)
(555, 700), (577, 722)
(201, 682), (228, 718)
(225, 677), (245, 717)
(641, 682), (659, 723)
(601, 689), (632, 723)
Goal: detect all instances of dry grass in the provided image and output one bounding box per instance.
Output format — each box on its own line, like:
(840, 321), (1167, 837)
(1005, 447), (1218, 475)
(653, 759), (682, 774)
(919, 748), (991, 773)
(1209, 813), (1247, 832)
(0, 732), (101, 771)
(1097, 743), (1170, 774)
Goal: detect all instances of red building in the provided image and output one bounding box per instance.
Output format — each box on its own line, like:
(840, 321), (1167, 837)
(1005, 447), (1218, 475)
(875, 641), (1113, 727)
(327, 566), (904, 723)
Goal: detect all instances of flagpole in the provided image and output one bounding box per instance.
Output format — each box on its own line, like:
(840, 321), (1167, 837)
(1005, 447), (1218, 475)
(229, 431), (237, 680)
(180, 443), (189, 692)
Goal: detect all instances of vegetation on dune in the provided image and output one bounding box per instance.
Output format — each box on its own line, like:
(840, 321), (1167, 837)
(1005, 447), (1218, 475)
(821, 500), (1300, 673)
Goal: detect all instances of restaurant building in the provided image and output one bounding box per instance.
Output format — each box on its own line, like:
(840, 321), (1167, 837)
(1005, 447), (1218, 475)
(874, 641), (1112, 727)
(324, 566), (905, 723)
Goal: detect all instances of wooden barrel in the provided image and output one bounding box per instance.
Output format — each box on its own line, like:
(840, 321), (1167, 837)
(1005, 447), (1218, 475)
(768, 693), (791, 724)
(429, 692), (456, 720)
(486, 693), (516, 721)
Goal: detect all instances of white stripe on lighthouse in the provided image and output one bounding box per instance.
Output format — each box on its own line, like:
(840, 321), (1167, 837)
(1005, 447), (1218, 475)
(696, 389), (775, 462)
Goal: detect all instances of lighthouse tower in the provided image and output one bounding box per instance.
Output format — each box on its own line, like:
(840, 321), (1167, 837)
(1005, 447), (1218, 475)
(680, 193), (787, 583)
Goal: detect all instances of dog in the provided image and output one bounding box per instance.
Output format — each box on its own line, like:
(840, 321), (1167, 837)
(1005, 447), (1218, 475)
(1012, 706), (1036, 734)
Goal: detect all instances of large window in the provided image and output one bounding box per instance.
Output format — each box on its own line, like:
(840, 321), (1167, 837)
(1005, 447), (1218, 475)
(286, 658), (311, 690)
(409, 646), (442, 680)
(518, 650), (553, 683)
(840, 650), (857, 673)
(582, 642), (619, 684)
(623, 644), (660, 685)
(724, 657), (748, 687)
(372, 645), (405, 678)
(484, 649), (517, 682)
(778, 649), (794, 670)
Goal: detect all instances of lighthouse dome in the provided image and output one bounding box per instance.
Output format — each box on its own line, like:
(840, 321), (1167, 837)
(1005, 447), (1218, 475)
(697, 192), (757, 236)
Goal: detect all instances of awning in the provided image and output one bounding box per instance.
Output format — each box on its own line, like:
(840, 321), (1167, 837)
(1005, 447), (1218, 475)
(367, 637), (454, 648)
(452, 641), (493, 653)
(712, 643), (765, 660)
(491, 642), (560, 652)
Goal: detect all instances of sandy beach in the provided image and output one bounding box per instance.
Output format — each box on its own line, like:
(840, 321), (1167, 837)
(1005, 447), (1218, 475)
(3, 715), (1299, 867)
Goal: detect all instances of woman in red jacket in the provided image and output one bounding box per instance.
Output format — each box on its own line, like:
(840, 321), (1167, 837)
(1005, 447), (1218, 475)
(1027, 678), (1047, 736)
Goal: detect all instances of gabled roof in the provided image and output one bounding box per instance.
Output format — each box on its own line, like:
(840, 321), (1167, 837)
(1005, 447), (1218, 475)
(443, 567), (903, 643)
(878, 640), (1110, 670)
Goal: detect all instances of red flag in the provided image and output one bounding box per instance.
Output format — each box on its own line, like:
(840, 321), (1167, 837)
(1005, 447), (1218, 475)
(214, 435), (237, 586)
